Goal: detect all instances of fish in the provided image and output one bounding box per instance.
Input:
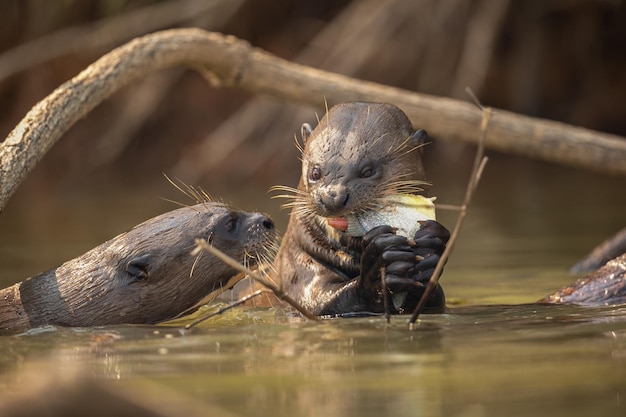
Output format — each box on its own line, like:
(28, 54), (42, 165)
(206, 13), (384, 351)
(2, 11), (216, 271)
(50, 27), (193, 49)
(324, 194), (437, 311)
(345, 194), (436, 238)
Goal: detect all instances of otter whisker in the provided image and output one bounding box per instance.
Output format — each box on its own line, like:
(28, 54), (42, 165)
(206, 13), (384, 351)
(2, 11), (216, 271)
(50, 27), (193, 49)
(396, 141), (429, 159)
(373, 120), (418, 158)
(274, 198), (309, 212)
(159, 197), (191, 209)
(294, 133), (305, 156)
(269, 185), (308, 211)
(189, 250), (203, 279)
(358, 200), (381, 214)
(278, 198), (308, 208)
(384, 137), (409, 159)
(269, 185), (307, 196)
(365, 108), (388, 134)
(271, 198), (307, 206)
(377, 175), (431, 189)
(270, 195), (301, 203)
(276, 196), (306, 205)
(255, 250), (278, 278)
(384, 133), (429, 160)
(370, 132), (390, 148)
(291, 206), (311, 215)
(163, 173), (214, 205)
(183, 183), (212, 204)
(373, 181), (430, 198)
(281, 205), (307, 214)
(271, 193), (306, 202)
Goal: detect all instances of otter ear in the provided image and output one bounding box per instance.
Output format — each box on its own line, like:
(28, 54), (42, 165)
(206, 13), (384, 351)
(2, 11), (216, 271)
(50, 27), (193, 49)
(126, 254), (152, 281)
(409, 129), (428, 154)
(410, 129), (428, 145)
(301, 123), (313, 145)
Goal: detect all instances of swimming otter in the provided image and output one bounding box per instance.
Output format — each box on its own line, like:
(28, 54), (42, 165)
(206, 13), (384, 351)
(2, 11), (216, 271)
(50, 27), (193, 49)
(0, 202), (275, 333)
(273, 102), (450, 316)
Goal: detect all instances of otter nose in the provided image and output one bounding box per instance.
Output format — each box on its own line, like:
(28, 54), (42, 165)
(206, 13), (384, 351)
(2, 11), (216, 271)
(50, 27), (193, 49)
(261, 215), (274, 230)
(320, 186), (349, 214)
(250, 213), (274, 230)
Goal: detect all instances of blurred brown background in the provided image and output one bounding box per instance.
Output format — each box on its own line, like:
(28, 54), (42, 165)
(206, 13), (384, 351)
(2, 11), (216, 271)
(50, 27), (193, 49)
(0, 0), (625, 288)
(2, 0), (624, 185)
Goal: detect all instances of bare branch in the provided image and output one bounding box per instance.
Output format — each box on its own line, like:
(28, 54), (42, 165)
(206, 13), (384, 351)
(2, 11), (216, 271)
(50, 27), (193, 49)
(192, 239), (318, 321)
(2, 29), (625, 212)
(184, 289), (265, 329)
(408, 108), (492, 328)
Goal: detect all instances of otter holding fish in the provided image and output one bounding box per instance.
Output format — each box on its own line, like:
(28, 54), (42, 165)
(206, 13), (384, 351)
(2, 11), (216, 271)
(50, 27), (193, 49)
(271, 102), (626, 315)
(272, 102), (450, 316)
(0, 202), (276, 333)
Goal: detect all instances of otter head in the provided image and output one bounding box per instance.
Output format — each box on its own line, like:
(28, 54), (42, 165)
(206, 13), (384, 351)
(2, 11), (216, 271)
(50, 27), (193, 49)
(300, 102), (428, 220)
(46, 202), (276, 326)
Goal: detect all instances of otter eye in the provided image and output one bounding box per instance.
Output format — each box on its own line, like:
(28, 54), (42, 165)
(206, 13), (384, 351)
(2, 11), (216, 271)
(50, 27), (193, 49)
(309, 166), (322, 182)
(225, 217), (238, 233)
(360, 166), (375, 178)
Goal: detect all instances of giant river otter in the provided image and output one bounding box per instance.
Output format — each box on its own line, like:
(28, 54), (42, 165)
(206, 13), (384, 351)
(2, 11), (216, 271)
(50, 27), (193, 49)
(0, 202), (275, 333)
(273, 102), (450, 316)
(2, 99), (622, 332)
(270, 102), (626, 316)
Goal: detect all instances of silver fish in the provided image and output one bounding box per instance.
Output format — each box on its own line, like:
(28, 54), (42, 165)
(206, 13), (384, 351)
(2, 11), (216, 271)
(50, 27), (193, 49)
(346, 194), (436, 238)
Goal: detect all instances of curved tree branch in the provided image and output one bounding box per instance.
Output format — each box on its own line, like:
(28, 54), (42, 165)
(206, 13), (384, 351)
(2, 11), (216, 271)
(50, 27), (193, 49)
(1, 28), (625, 211)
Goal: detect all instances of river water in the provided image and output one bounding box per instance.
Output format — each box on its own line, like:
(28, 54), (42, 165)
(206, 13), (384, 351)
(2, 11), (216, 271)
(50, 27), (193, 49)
(0, 150), (625, 416)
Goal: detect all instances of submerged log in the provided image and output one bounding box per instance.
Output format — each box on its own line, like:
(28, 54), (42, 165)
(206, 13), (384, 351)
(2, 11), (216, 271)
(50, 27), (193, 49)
(570, 227), (626, 274)
(541, 253), (626, 306)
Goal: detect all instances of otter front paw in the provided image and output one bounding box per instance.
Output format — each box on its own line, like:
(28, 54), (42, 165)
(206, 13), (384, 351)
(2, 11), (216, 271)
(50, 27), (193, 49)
(360, 225), (414, 293)
(359, 221), (450, 310)
(409, 220), (450, 286)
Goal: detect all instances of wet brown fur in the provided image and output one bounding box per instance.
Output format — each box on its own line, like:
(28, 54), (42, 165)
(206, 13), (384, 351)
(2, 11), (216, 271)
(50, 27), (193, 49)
(0, 202), (276, 333)
(273, 102), (442, 315)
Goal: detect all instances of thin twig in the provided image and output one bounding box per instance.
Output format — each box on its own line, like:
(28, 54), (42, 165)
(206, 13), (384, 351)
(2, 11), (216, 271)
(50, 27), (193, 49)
(408, 107), (491, 328)
(192, 238), (319, 321)
(433, 204), (464, 212)
(184, 289), (265, 329)
(381, 267), (391, 323)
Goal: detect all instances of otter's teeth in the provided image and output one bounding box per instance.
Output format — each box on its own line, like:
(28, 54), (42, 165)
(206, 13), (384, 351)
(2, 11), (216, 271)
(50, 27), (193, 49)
(345, 216), (368, 237)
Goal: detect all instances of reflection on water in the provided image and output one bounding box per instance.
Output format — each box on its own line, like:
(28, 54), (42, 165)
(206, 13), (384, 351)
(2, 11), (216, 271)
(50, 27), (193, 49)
(0, 153), (625, 415)
(1, 304), (625, 417)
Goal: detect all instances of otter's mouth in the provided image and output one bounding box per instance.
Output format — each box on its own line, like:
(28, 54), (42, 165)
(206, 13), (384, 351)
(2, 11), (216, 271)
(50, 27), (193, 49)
(326, 217), (349, 232)
(325, 194), (437, 238)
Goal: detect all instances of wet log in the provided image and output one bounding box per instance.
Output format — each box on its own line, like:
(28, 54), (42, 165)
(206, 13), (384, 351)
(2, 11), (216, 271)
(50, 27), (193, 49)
(2, 29), (625, 211)
(570, 227), (626, 274)
(541, 253), (626, 306)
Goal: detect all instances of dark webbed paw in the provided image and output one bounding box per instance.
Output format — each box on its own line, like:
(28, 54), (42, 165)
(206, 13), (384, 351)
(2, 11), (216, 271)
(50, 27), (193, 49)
(360, 225), (413, 292)
(359, 221), (450, 310)
(409, 220), (450, 285)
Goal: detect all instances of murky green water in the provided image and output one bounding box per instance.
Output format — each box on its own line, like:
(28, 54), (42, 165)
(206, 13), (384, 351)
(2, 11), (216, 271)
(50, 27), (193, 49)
(1, 304), (625, 416)
(0, 153), (625, 416)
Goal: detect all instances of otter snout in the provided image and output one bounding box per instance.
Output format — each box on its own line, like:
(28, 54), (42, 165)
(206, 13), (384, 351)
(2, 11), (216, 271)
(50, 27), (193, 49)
(317, 185), (350, 215)
(245, 213), (276, 250)
(249, 213), (275, 231)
